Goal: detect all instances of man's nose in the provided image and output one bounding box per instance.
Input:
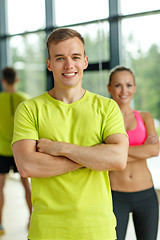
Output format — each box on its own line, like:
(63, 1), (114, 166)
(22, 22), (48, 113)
(64, 58), (73, 69)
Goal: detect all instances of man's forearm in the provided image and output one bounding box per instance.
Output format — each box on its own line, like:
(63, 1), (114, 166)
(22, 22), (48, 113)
(59, 142), (127, 171)
(37, 134), (128, 172)
(17, 152), (81, 178)
(13, 140), (82, 178)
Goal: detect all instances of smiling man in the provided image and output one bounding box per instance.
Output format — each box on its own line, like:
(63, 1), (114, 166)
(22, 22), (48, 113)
(12, 28), (128, 240)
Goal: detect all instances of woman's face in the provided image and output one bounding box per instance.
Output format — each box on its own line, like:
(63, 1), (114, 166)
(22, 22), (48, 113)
(107, 70), (136, 105)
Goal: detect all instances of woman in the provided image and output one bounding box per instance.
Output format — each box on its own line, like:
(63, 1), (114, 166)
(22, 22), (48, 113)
(107, 66), (159, 240)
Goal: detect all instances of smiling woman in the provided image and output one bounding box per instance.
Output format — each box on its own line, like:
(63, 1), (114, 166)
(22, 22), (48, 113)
(108, 67), (136, 107)
(108, 65), (159, 240)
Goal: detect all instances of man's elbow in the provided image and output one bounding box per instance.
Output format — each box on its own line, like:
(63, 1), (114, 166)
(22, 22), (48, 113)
(19, 167), (30, 178)
(113, 139), (129, 170)
(15, 160), (31, 178)
(115, 145), (128, 170)
(115, 150), (128, 171)
(116, 158), (127, 170)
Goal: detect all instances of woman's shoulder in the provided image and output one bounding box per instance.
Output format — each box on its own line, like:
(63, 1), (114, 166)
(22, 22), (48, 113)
(138, 111), (153, 122)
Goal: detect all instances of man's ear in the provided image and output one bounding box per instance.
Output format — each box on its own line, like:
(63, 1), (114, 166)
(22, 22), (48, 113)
(15, 77), (19, 83)
(1, 78), (5, 87)
(46, 58), (52, 71)
(83, 56), (89, 70)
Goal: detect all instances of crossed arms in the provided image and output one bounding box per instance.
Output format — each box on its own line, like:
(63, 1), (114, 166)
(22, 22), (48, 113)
(128, 112), (159, 162)
(12, 133), (128, 178)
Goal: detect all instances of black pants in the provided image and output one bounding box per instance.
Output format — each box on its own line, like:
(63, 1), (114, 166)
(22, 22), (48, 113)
(0, 155), (18, 173)
(112, 187), (159, 240)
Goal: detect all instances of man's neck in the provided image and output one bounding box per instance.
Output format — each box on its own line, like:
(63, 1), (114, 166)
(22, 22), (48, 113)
(48, 87), (85, 104)
(4, 86), (16, 93)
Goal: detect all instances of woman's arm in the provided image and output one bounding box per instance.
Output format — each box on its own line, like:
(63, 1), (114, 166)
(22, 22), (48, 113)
(128, 112), (159, 161)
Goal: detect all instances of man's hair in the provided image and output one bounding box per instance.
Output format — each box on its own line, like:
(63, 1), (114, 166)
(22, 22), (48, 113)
(108, 65), (135, 86)
(2, 67), (17, 85)
(47, 28), (86, 59)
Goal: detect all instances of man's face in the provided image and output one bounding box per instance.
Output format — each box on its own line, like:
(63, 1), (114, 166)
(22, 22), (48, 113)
(46, 37), (88, 90)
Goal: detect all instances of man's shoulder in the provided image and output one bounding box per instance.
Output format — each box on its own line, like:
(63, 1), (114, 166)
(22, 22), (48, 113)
(86, 90), (116, 106)
(0, 92), (8, 98)
(16, 91), (30, 100)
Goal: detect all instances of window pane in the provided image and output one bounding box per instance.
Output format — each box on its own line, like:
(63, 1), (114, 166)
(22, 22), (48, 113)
(8, 32), (46, 97)
(120, 0), (160, 15)
(83, 70), (109, 97)
(69, 22), (109, 63)
(122, 14), (160, 61)
(121, 15), (160, 119)
(7, 0), (45, 34)
(54, 0), (109, 26)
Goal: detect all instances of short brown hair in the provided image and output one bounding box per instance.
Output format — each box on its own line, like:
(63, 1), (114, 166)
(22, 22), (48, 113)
(2, 67), (17, 85)
(46, 28), (86, 59)
(108, 65), (135, 86)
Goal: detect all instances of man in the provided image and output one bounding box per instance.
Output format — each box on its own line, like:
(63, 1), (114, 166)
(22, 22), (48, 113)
(0, 67), (32, 234)
(12, 28), (128, 240)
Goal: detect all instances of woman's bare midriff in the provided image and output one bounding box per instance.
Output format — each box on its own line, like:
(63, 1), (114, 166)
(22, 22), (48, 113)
(109, 159), (153, 192)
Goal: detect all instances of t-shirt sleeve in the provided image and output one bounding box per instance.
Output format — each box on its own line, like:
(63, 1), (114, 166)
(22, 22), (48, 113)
(12, 101), (39, 145)
(102, 99), (127, 140)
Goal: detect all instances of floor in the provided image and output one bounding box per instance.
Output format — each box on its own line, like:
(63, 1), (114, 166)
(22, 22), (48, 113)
(0, 173), (160, 240)
(0, 173), (29, 240)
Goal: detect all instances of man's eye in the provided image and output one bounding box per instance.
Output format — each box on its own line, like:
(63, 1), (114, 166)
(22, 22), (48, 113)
(57, 57), (64, 61)
(73, 56), (80, 60)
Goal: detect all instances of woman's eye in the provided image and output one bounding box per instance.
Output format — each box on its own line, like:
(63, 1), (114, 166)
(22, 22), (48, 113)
(115, 84), (120, 87)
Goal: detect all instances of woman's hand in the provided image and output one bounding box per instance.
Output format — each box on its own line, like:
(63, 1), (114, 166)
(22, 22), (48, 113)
(144, 135), (159, 145)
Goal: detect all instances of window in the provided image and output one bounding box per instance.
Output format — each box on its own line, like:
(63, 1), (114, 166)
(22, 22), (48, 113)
(121, 14), (160, 58)
(7, 0), (45, 34)
(121, 14), (160, 120)
(71, 22), (109, 63)
(8, 32), (46, 97)
(54, 0), (109, 26)
(83, 70), (109, 97)
(120, 0), (160, 15)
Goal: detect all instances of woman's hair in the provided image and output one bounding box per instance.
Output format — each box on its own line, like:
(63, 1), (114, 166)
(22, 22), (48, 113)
(108, 65), (135, 86)
(47, 28), (86, 59)
(2, 67), (17, 85)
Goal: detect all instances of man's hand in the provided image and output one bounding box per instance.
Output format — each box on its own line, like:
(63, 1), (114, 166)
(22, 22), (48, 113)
(37, 138), (64, 156)
(36, 134), (128, 172)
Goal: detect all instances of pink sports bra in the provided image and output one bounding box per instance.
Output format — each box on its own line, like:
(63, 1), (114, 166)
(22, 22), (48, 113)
(126, 110), (147, 146)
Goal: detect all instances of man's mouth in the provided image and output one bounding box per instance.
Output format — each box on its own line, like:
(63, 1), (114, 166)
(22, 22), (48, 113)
(62, 73), (77, 77)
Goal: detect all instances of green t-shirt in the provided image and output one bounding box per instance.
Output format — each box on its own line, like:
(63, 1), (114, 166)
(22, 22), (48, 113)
(12, 90), (127, 240)
(0, 91), (29, 156)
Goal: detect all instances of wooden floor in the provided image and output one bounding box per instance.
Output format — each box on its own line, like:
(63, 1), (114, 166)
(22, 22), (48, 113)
(0, 173), (160, 240)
